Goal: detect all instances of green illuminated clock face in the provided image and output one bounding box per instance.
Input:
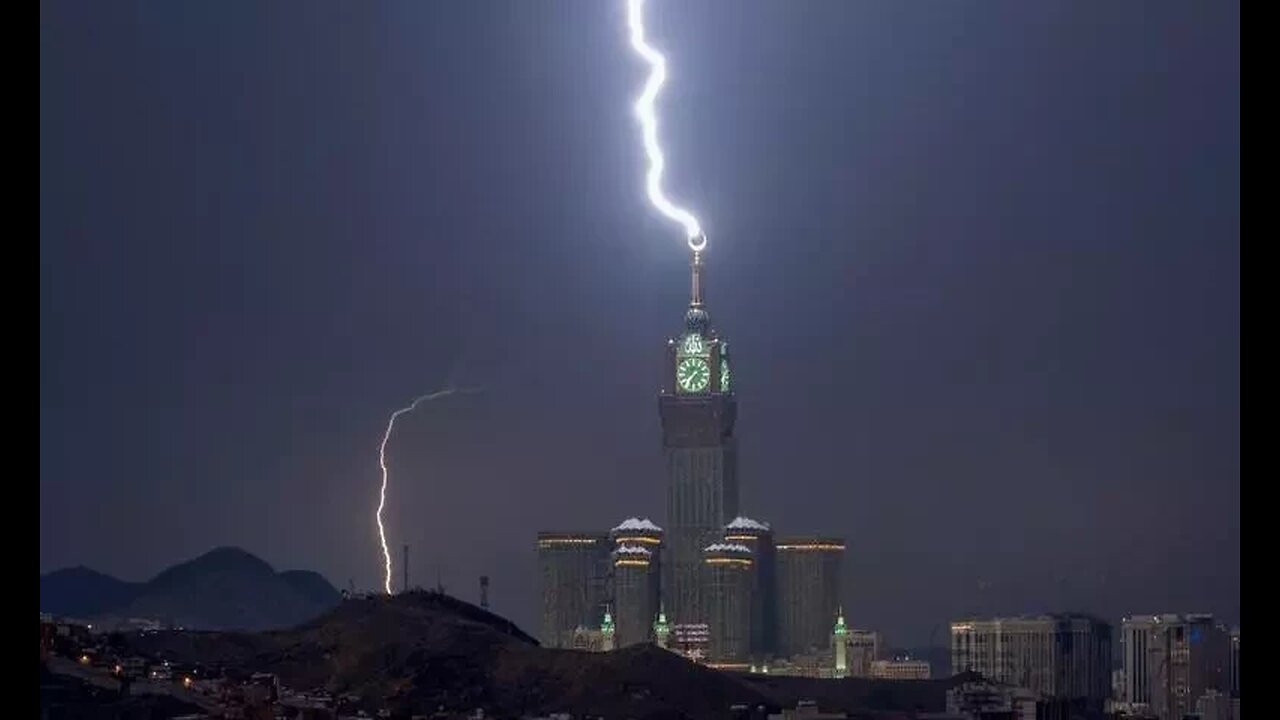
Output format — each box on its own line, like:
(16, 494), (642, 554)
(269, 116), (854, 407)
(680, 333), (706, 356)
(676, 357), (711, 393)
(720, 357), (731, 392)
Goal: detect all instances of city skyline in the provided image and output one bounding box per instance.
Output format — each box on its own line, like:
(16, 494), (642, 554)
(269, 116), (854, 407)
(41, 0), (1239, 648)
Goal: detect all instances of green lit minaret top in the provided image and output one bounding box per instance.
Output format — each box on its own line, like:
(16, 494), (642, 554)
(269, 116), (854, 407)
(833, 606), (848, 636)
(653, 603), (671, 648)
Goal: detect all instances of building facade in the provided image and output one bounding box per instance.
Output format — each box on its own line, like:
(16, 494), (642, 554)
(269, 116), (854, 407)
(723, 515), (776, 659)
(871, 659), (932, 680)
(703, 542), (755, 666)
(1119, 614), (1156, 712)
(536, 532), (611, 648)
(946, 681), (1037, 720)
(846, 629), (881, 678)
(659, 251), (739, 630)
(609, 518), (663, 648)
(951, 614), (1112, 716)
(1120, 614), (1231, 720)
(776, 537), (845, 657)
(611, 544), (659, 648)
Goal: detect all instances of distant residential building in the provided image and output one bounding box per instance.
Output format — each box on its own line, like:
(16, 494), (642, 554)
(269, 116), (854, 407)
(765, 700), (846, 719)
(951, 614), (1111, 716)
(723, 515), (777, 659)
(571, 625), (599, 651)
(767, 651), (837, 679)
(1196, 689), (1232, 720)
(946, 680), (1037, 720)
(871, 658), (931, 680)
(775, 536), (844, 657)
(671, 622), (710, 662)
(536, 531), (610, 648)
(1120, 615), (1157, 713)
(846, 629), (880, 678)
(704, 542), (755, 666)
(1120, 614), (1231, 720)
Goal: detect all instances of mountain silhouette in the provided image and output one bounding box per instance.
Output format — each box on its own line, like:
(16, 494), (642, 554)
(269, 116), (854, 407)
(40, 546), (340, 631)
(125, 590), (964, 718)
(39, 566), (141, 618)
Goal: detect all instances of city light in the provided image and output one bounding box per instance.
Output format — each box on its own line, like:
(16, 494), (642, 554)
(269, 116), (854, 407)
(704, 557), (754, 567)
(775, 543), (846, 552)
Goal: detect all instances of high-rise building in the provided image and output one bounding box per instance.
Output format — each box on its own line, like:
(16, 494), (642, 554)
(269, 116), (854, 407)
(535, 531), (610, 648)
(703, 542), (755, 666)
(723, 516), (776, 658)
(611, 544), (659, 648)
(1121, 614), (1231, 720)
(609, 518), (663, 648)
(659, 251), (738, 629)
(1120, 615), (1157, 712)
(950, 614), (1112, 716)
(775, 537), (845, 657)
(1195, 690), (1232, 720)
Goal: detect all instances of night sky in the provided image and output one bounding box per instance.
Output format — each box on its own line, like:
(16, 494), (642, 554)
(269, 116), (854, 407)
(41, 1), (1239, 646)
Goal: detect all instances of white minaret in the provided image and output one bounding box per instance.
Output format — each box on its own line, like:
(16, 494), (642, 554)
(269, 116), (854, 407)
(832, 607), (849, 678)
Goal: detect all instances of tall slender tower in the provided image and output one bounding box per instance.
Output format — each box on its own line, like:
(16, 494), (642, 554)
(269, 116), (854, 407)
(832, 608), (849, 678)
(659, 250), (738, 629)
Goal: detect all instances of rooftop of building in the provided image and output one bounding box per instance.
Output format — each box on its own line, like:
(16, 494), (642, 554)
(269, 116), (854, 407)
(725, 516), (771, 532)
(775, 537), (846, 551)
(611, 517), (663, 534)
(1119, 612), (1217, 623)
(951, 612), (1112, 629)
(535, 532), (608, 548)
(703, 543), (753, 555)
(613, 544), (653, 557)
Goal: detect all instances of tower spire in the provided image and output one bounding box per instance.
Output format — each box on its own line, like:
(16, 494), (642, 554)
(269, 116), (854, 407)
(690, 250), (704, 308)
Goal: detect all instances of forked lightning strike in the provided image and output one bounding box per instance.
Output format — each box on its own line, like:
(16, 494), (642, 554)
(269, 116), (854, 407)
(626, 0), (708, 252)
(375, 386), (480, 595)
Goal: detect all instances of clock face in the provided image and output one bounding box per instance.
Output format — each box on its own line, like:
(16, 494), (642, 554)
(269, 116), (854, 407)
(720, 357), (731, 392)
(680, 333), (706, 356)
(676, 357), (711, 393)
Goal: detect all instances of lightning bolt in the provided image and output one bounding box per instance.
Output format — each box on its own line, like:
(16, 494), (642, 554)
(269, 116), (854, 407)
(626, 0), (707, 253)
(375, 386), (482, 595)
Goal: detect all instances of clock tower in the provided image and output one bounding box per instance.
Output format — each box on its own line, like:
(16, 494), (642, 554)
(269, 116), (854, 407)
(659, 250), (739, 628)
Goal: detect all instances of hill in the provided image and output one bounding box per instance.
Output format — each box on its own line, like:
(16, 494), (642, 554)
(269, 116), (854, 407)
(125, 590), (959, 718)
(39, 566), (141, 618)
(40, 547), (341, 631)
